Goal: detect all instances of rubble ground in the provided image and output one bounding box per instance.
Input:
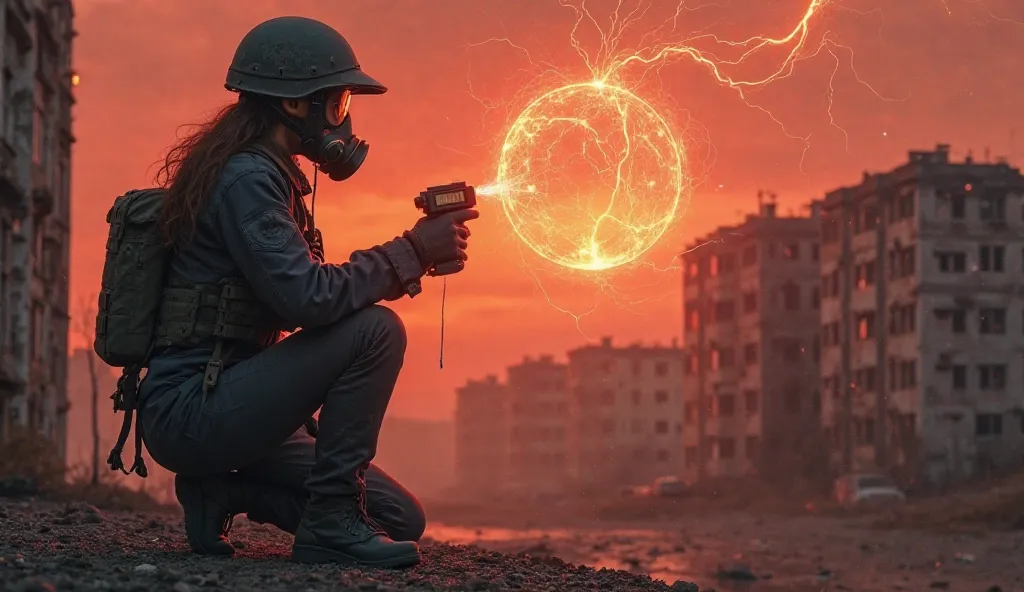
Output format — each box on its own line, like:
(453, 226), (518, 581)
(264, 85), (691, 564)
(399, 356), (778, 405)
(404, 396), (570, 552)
(0, 497), (699, 592)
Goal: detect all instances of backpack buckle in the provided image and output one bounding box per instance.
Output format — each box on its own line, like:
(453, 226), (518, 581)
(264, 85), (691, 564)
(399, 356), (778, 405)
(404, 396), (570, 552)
(202, 359), (222, 394)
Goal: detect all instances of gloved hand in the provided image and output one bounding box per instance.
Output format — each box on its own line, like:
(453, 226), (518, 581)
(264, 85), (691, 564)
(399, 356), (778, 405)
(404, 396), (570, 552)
(404, 209), (479, 271)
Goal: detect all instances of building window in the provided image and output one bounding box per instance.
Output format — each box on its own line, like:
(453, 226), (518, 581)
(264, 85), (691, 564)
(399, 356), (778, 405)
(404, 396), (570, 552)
(600, 390), (615, 405)
(784, 243), (800, 260)
(654, 390), (669, 404)
(767, 242), (777, 258)
(979, 195), (1006, 222)
(854, 367), (877, 392)
(743, 342), (758, 365)
(782, 283), (800, 311)
(898, 360), (917, 389)
(601, 419), (615, 434)
(631, 390), (641, 405)
(896, 191), (915, 219)
(684, 402), (697, 424)
(684, 446), (697, 466)
(855, 260), (876, 289)
(936, 308), (966, 333)
(685, 351), (698, 375)
(811, 287), (820, 309)
(979, 245), (1006, 272)
(952, 364), (967, 390)
(742, 291), (757, 314)
(742, 244), (757, 267)
(856, 311), (876, 340)
(744, 436), (760, 460)
(743, 390), (759, 415)
(719, 253), (737, 274)
(33, 79), (47, 167)
(716, 395), (735, 418)
(979, 308), (1006, 334)
(714, 300), (736, 323)
(978, 364), (1007, 390)
(655, 420), (669, 434)
(888, 303), (916, 335)
(936, 251), (966, 273)
(654, 361), (669, 376)
(951, 194), (966, 219)
(656, 449), (670, 462)
(709, 255), (720, 276)
(686, 308), (700, 331)
(812, 243), (819, 261)
(975, 413), (1003, 437)
(890, 245), (916, 279)
(718, 438), (736, 460)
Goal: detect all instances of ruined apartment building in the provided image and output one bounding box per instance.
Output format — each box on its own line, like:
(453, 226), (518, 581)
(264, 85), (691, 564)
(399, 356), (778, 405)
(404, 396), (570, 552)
(0, 0), (75, 455)
(820, 144), (1024, 486)
(454, 375), (508, 497)
(505, 355), (569, 494)
(682, 201), (824, 482)
(567, 337), (684, 491)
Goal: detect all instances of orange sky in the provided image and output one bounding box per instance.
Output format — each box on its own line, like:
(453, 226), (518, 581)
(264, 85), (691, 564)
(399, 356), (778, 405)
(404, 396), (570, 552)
(70, 0), (1023, 420)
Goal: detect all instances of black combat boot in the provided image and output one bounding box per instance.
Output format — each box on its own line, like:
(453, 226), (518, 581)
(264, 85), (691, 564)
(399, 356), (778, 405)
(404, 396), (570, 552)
(175, 473), (244, 556)
(291, 469), (421, 568)
(176, 473), (309, 556)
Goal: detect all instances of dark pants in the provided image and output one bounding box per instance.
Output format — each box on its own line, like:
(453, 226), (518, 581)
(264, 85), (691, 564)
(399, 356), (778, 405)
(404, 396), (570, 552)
(140, 305), (426, 542)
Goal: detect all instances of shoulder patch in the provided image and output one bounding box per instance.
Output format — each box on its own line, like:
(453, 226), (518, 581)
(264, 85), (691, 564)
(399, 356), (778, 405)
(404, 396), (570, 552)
(242, 209), (298, 252)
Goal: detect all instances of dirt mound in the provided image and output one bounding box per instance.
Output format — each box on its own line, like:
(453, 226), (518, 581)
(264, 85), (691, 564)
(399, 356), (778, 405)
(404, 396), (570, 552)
(0, 498), (699, 591)
(875, 473), (1024, 532)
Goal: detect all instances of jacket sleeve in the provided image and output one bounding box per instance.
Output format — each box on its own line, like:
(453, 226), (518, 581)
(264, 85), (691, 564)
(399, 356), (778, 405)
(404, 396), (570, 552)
(216, 168), (426, 328)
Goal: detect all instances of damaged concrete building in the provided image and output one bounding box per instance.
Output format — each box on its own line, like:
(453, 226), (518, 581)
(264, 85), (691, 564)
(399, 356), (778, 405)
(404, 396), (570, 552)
(505, 355), (570, 494)
(567, 337), (685, 490)
(820, 144), (1024, 486)
(0, 0), (75, 456)
(681, 200), (824, 482)
(454, 375), (508, 498)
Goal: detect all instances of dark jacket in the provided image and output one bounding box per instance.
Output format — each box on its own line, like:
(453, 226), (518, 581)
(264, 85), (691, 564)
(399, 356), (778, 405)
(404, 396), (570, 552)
(139, 149), (425, 400)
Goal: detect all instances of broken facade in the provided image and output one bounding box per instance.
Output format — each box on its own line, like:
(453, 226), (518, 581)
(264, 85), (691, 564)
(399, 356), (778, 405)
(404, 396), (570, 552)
(454, 375), (508, 497)
(682, 201), (824, 482)
(0, 0), (75, 459)
(820, 144), (1024, 486)
(566, 337), (684, 491)
(505, 355), (569, 494)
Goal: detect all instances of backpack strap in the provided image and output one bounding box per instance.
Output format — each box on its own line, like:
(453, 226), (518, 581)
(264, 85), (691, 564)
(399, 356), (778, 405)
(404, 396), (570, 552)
(107, 364), (149, 477)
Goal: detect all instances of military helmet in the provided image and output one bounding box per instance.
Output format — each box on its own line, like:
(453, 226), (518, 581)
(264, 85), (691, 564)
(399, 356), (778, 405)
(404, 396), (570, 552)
(225, 16), (387, 98)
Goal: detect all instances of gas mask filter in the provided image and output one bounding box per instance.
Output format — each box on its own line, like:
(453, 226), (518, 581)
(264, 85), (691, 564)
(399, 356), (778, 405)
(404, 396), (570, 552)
(279, 89), (369, 182)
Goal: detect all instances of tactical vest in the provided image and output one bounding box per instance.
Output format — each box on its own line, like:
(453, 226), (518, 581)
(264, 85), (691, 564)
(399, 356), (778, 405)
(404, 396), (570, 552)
(96, 145), (319, 477)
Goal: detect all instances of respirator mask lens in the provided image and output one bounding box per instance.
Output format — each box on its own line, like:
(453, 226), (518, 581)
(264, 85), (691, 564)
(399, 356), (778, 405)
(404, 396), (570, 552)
(324, 89), (352, 127)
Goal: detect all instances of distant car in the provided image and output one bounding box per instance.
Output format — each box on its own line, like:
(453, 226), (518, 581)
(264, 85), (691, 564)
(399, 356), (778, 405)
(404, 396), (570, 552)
(833, 473), (906, 507)
(650, 475), (687, 497)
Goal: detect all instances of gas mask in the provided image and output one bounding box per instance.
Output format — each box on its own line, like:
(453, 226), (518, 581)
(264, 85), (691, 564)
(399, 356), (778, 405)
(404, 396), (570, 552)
(276, 88), (369, 182)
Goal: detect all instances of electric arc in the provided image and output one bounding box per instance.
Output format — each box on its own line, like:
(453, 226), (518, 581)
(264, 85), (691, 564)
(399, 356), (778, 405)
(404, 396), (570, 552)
(475, 0), (854, 274)
(490, 81), (683, 272)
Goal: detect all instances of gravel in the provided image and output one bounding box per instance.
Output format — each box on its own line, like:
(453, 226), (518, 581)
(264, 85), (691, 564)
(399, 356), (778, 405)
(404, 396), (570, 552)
(0, 497), (699, 591)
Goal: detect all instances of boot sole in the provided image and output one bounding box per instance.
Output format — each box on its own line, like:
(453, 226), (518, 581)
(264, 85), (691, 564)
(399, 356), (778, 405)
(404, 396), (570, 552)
(175, 478), (235, 557)
(291, 544), (421, 568)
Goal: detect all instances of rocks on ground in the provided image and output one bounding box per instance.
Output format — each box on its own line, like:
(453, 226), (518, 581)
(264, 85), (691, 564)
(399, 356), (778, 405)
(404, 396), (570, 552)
(0, 498), (699, 591)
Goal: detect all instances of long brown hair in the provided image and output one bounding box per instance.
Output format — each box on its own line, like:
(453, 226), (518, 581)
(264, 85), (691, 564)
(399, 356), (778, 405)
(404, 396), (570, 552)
(155, 94), (286, 245)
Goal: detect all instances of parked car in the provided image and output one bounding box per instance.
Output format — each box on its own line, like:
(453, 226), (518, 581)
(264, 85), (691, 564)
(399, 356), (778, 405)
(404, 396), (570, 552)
(650, 475), (687, 497)
(833, 473), (906, 507)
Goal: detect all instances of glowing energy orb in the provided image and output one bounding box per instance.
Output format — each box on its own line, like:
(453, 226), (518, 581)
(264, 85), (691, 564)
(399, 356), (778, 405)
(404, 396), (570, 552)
(495, 81), (685, 271)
